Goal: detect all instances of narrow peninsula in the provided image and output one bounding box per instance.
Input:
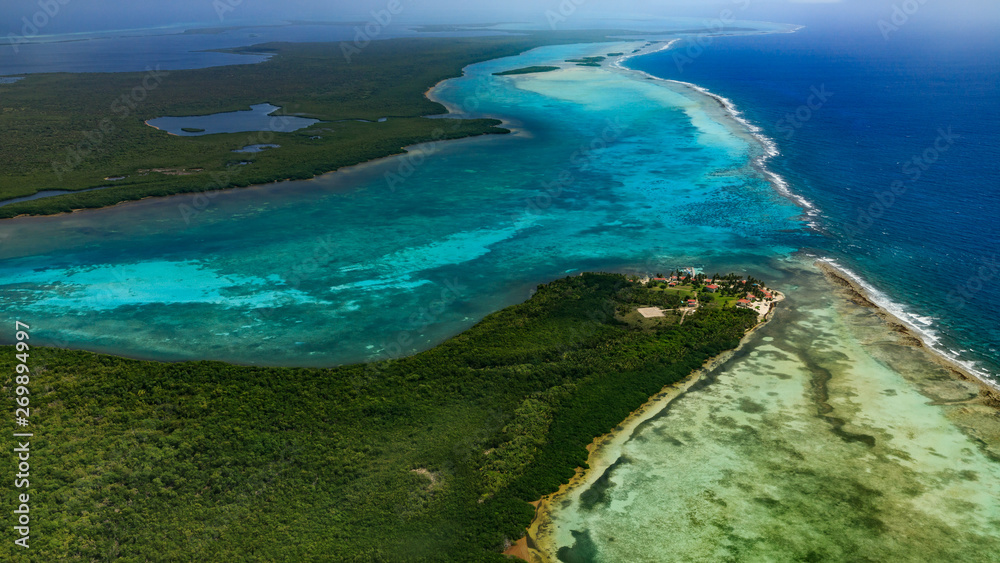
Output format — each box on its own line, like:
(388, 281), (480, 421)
(493, 66), (561, 76)
(0, 272), (770, 561)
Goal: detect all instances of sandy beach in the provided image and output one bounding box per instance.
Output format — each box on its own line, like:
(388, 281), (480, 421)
(506, 296), (781, 562)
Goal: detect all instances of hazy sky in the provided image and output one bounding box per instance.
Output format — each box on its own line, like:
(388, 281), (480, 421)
(3, 0), (998, 36)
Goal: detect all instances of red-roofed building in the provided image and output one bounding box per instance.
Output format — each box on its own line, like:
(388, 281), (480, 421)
(687, 299), (698, 307)
(705, 284), (719, 292)
(736, 299), (751, 308)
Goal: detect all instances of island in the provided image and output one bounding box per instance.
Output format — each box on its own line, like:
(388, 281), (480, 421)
(566, 56), (606, 66)
(180, 127), (206, 133)
(493, 65), (561, 76)
(0, 272), (768, 560)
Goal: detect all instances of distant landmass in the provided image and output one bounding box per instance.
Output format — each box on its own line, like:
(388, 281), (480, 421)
(493, 65), (560, 76)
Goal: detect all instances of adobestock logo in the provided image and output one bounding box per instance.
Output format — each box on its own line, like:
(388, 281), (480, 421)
(843, 127), (959, 243)
(545, 0), (587, 29)
(775, 84), (833, 140)
(213, 0), (246, 21)
(673, 0), (752, 73)
(5, 0), (71, 54)
(51, 65), (170, 179)
(340, 0), (404, 63)
(947, 255), (1000, 310)
(878, 0), (931, 40)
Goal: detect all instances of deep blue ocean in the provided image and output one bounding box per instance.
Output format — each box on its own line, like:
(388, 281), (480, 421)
(631, 24), (1000, 379)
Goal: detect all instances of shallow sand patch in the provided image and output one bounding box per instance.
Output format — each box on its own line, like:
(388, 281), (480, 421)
(530, 262), (1000, 562)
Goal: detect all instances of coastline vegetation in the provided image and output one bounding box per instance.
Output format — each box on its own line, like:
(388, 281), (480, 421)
(566, 56), (606, 67)
(0, 31), (629, 219)
(492, 66), (561, 76)
(0, 273), (761, 561)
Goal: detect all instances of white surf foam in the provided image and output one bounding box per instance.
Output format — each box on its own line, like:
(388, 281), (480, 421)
(611, 39), (680, 70)
(819, 257), (998, 389)
(612, 39), (822, 225)
(612, 38), (998, 390)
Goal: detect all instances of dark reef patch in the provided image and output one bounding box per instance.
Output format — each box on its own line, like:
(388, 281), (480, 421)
(556, 529), (599, 563)
(579, 456), (631, 511)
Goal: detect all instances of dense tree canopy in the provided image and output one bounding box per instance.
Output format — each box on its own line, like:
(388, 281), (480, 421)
(1, 273), (760, 561)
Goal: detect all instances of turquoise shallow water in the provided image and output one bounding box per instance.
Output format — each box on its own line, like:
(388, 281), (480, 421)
(536, 261), (1000, 562)
(0, 40), (808, 366)
(629, 25), (1000, 385)
(3, 27), (999, 561)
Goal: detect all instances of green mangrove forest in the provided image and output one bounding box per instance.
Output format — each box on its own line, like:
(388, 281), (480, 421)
(1, 273), (761, 561)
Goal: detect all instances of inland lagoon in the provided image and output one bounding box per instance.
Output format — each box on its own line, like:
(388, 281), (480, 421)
(145, 103), (320, 136)
(233, 143), (281, 153)
(0, 186), (114, 208)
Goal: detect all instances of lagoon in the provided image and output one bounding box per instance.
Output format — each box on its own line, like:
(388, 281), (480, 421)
(0, 36), (807, 366)
(0, 186), (113, 208)
(146, 103), (320, 136)
(233, 144), (280, 153)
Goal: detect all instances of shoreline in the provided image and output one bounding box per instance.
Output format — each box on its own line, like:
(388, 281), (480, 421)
(516, 260), (1000, 561)
(424, 82), (529, 139)
(1, 77), (514, 222)
(509, 299), (781, 562)
(2, 127), (511, 223)
(605, 36), (997, 400)
(2, 32), (785, 224)
(0, 38), (685, 222)
(816, 259), (1000, 396)
(606, 34), (822, 229)
(9, 31), (993, 399)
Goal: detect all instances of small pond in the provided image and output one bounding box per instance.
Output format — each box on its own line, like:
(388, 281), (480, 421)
(146, 103), (320, 136)
(233, 144), (280, 153)
(0, 186), (112, 208)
